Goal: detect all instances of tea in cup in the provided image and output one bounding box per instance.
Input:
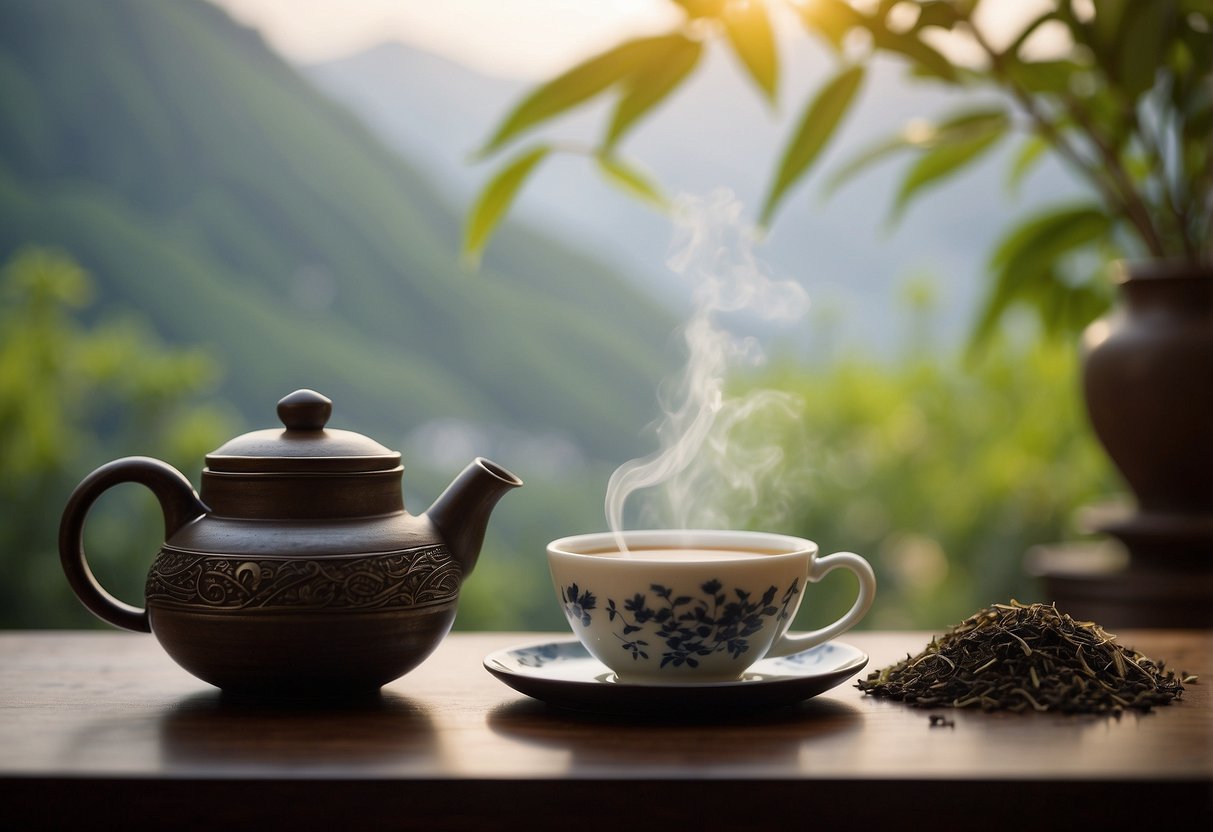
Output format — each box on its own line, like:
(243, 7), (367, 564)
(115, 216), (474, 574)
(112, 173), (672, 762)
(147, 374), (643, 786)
(547, 529), (876, 683)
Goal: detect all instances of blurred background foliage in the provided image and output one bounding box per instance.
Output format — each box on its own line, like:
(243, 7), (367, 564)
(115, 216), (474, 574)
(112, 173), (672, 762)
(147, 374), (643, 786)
(0, 246), (1118, 631)
(0, 247), (234, 626)
(747, 327), (1118, 630)
(0, 0), (1132, 634)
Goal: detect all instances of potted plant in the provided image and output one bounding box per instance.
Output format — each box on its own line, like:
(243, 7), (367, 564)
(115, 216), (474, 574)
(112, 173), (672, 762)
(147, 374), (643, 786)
(467, 1), (1212, 598)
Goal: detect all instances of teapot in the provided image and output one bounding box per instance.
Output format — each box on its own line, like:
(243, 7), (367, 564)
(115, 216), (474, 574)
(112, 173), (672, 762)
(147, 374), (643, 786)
(58, 389), (522, 695)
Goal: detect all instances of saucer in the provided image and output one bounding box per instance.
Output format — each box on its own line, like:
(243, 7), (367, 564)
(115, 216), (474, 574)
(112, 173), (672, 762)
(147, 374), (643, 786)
(483, 638), (868, 716)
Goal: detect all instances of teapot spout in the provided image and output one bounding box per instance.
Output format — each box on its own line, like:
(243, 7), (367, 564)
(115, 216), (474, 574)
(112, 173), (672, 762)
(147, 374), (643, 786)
(425, 458), (522, 576)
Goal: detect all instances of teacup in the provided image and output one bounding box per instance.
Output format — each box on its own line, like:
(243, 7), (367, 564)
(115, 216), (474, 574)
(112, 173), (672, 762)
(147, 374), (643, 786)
(547, 529), (876, 683)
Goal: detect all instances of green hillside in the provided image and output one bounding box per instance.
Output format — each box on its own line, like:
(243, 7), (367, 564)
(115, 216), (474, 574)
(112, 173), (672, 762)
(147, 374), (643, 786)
(0, 0), (675, 463)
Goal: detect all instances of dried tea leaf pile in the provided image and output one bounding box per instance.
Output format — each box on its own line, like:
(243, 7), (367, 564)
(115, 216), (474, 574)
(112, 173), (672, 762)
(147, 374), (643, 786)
(857, 601), (1192, 714)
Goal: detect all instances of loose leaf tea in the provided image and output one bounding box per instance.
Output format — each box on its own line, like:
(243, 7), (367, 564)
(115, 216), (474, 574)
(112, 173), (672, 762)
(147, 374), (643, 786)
(857, 600), (1191, 714)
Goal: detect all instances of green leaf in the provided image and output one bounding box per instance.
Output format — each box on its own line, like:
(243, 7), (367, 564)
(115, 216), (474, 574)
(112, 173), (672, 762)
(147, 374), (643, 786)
(1169, 15), (1212, 118)
(989, 205), (1111, 272)
(1006, 134), (1050, 195)
(605, 36), (701, 152)
(1182, 92), (1213, 177)
(723, 0), (779, 103)
(968, 204), (1113, 353)
(1115, 1), (1174, 99)
(761, 65), (865, 226)
(463, 145), (551, 264)
(1090, 0), (1130, 57)
(934, 107), (1011, 134)
(890, 115), (1008, 222)
(478, 36), (681, 156)
(914, 1), (965, 31)
(797, 0), (869, 51)
(1004, 58), (1085, 95)
(868, 26), (958, 82)
(595, 155), (669, 210)
(1054, 1), (1097, 56)
(1002, 9), (1060, 58)
(825, 107), (1007, 197)
(822, 132), (918, 197)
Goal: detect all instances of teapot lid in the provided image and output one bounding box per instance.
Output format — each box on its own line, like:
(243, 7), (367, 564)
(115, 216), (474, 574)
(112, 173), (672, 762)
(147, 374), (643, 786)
(205, 389), (400, 474)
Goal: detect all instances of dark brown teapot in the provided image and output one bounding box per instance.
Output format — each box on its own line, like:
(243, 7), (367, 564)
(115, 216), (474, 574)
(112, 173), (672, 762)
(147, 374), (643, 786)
(59, 389), (521, 695)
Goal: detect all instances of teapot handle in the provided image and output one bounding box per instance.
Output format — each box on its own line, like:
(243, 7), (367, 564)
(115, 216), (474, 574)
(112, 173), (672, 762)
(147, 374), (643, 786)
(58, 457), (208, 633)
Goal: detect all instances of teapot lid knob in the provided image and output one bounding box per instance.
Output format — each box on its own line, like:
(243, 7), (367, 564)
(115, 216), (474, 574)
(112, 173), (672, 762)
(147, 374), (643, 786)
(207, 389), (397, 473)
(277, 389), (332, 431)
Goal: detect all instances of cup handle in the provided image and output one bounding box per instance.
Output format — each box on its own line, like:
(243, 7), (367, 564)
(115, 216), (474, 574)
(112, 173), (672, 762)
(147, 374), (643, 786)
(766, 551), (876, 657)
(58, 457), (208, 633)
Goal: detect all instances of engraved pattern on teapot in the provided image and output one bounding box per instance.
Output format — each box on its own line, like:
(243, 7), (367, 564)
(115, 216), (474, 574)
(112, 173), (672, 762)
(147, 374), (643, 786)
(145, 546), (462, 611)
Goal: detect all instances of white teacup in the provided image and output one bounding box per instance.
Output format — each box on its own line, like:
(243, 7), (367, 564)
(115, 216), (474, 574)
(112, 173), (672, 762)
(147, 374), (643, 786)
(547, 529), (877, 683)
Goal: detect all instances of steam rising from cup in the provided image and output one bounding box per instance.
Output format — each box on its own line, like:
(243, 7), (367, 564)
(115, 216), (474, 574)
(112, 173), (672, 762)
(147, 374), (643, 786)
(605, 190), (810, 548)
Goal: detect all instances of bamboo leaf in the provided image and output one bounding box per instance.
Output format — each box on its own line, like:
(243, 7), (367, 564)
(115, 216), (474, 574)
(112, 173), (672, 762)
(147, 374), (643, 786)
(1115, 1), (1174, 99)
(822, 132), (917, 197)
(1182, 93), (1213, 187)
(914, 1), (965, 31)
(462, 145), (551, 264)
(723, 0), (779, 103)
(478, 36), (680, 156)
(1006, 134), (1049, 195)
(890, 116), (1008, 223)
(1004, 58), (1084, 95)
(606, 36), (702, 152)
(968, 204), (1112, 353)
(1091, 0), (1130, 58)
(797, 0), (869, 51)
(761, 64), (865, 226)
(826, 107), (1008, 196)
(1002, 9), (1060, 58)
(1055, 0), (1098, 57)
(988, 204), (1111, 271)
(595, 155), (669, 210)
(869, 26), (958, 82)
(935, 107), (1011, 134)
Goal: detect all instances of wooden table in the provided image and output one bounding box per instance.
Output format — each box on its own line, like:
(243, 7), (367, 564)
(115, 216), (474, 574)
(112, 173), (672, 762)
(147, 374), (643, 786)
(2, 631), (1210, 830)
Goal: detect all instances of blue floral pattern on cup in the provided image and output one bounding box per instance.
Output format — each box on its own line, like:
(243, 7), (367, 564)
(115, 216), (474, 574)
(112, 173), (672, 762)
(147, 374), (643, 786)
(560, 583), (597, 627)
(561, 578), (800, 670)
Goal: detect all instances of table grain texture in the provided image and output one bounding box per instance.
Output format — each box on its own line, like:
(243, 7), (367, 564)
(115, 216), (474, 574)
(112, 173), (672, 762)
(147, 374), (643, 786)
(2, 630), (1210, 830)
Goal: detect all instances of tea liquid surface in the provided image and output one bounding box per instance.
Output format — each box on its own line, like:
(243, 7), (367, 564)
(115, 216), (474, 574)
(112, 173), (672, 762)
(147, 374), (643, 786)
(583, 547), (785, 562)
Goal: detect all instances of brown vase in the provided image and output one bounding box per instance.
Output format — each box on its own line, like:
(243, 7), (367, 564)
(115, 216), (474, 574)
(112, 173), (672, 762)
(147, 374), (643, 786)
(1081, 259), (1213, 565)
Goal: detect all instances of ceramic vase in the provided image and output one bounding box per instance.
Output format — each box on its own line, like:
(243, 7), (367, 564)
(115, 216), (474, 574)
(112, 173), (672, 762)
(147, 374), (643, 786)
(1081, 259), (1213, 564)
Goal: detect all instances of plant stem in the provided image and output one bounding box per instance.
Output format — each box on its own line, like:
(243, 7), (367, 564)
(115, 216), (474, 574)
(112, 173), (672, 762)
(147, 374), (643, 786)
(1059, 91), (1171, 257)
(964, 19), (1168, 257)
(1131, 77), (1197, 259)
(1204, 136), (1213, 259)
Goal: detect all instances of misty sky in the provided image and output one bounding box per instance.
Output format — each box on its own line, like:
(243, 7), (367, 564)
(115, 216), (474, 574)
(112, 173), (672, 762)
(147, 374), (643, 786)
(207, 0), (1063, 77)
(207, 0), (678, 77)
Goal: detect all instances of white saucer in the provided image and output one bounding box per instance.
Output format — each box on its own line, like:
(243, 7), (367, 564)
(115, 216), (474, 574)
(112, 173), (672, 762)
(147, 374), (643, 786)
(484, 638), (868, 715)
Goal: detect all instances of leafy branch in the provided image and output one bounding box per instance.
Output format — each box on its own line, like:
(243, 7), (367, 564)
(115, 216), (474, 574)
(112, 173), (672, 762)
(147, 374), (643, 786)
(466, 0), (1212, 348)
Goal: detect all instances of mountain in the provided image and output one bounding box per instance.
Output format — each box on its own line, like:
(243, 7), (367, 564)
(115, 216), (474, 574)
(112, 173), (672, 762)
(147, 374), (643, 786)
(0, 0), (677, 469)
(304, 37), (1087, 357)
